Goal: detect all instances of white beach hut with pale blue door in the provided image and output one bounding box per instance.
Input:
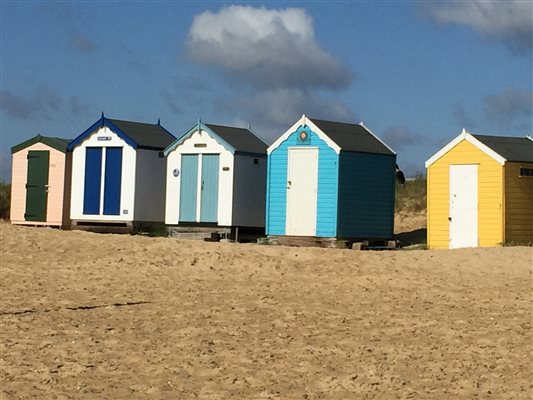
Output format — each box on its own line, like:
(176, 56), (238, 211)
(67, 114), (175, 230)
(266, 115), (397, 242)
(164, 121), (267, 231)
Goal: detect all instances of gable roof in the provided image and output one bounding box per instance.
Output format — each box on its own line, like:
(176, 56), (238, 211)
(205, 124), (268, 154)
(67, 115), (175, 151)
(309, 118), (395, 155)
(425, 129), (533, 168)
(164, 121), (267, 156)
(472, 135), (533, 163)
(267, 114), (395, 155)
(11, 135), (71, 154)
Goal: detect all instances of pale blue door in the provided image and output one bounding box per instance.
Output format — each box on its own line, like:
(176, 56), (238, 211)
(179, 155), (198, 222)
(200, 154), (219, 223)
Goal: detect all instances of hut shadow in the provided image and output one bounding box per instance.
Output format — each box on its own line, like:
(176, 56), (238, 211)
(395, 228), (427, 247)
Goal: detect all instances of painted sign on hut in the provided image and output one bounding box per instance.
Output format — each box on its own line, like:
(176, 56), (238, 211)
(266, 115), (396, 241)
(67, 115), (175, 230)
(164, 121), (267, 231)
(426, 130), (533, 249)
(10, 135), (72, 227)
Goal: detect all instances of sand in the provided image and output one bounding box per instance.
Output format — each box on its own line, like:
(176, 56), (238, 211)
(1, 222), (531, 399)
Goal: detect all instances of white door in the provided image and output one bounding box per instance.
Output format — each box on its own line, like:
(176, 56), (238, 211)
(286, 147), (318, 236)
(449, 164), (478, 249)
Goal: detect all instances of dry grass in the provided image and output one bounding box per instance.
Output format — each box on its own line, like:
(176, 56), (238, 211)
(395, 176), (426, 214)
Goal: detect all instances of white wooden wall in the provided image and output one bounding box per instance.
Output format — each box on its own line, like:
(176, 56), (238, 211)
(70, 127), (136, 221)
(165, 128), (234, 226)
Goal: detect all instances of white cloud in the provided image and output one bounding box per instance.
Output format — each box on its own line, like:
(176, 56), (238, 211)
(425, 1), (533, 53)
(219, 88), (355, 141)
(187, 5), (353, 89)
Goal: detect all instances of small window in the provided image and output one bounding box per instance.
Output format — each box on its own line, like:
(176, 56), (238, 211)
(253, 158), (259, 165)
(194, 143), (207, 148)
(519, 167), (533, 177)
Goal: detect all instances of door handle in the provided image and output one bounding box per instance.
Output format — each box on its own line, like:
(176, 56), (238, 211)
(287, 180), (291, 189)
(448, 217), (452, 222)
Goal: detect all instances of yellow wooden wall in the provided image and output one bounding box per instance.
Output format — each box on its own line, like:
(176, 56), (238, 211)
(427, 139), (504, 249)
(504, 162), (533, 244)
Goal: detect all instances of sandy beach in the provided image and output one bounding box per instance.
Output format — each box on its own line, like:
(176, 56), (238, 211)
(1, 222), (531, 399)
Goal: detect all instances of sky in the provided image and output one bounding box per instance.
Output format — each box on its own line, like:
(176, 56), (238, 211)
(1, 1), (532, 180)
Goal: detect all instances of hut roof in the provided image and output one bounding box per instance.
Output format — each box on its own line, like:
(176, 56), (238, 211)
(309, 118), (395, 155)
(472, 135), (533, 163)
(67, 115), (175, 151)
(164, 121), (267, 156)
(11, 135), (71, 154)
(205, 124), (268, 154)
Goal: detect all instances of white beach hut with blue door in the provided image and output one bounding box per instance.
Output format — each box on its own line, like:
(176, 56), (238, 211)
(67, 114), (175, 230)
(266, 115), (397, 242)
(164, 121), (268, 232)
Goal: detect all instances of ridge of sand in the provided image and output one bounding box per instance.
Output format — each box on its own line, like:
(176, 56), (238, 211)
(1, 223), (531, 399)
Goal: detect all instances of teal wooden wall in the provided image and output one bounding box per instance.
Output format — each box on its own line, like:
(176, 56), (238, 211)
(266, 126), (339, 237)
(337, 152), (396, 239)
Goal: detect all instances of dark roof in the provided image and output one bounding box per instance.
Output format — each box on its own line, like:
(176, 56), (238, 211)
(11, 135), (71, 154)
(473, 135), (533, 163)
(310, 118), (394, 155)
(205, 123), (267, 154)
(107, 118), (175, 150)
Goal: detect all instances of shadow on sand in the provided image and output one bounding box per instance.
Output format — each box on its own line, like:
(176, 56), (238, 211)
(395, 228), (427, 247)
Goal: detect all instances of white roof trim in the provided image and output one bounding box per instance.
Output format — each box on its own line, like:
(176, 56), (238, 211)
(358, 121), (397, 155)
(267, 114), (341, 155)
(425, 129), (506, 168)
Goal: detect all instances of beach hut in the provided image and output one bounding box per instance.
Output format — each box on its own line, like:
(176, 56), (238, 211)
(425, 130), (533, 249)
(10, 135), (72, 227)
(67, 114), (175, 230)
(266, 115), (396, 243)
(164, 121), (268, 232)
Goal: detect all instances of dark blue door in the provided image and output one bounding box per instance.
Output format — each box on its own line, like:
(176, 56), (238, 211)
(103, 147), (122, 215)
(83, 147), (102, 215)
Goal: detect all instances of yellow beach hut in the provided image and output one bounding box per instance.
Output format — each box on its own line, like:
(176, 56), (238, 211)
(425, 130), (533, 249)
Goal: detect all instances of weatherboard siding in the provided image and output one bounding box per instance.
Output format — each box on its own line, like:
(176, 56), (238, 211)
(504, 162), (533, 244)
(11, 142), (66, 226)
(267, 127), (338, 237)
(134, 149), (167, 223)
(427, 139), (503, 249)
(70, 127), (136, 222)
(337, 152), (395, 239)
(165, 128), (234, 226)
(232, 154), (266, 227)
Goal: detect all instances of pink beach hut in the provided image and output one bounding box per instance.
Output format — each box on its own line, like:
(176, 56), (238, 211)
(10, 135), (72, 227)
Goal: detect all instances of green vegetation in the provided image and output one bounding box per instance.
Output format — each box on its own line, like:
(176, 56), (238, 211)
(395, 175), (426, 214)
(0, 182), (11, 220)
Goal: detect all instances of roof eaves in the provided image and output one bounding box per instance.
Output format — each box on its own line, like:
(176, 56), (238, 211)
(67, 116), (138, 151)
(163, 122), (236, 156)
(12, 135), (69, 154)
(425, 129), (506, 168)
(358, 121), (396, 155)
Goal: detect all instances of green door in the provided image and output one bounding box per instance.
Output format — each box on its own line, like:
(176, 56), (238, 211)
(25, 150), (49, 222)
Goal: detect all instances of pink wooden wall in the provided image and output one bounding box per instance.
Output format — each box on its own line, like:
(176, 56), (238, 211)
(11, 143), (67, 226)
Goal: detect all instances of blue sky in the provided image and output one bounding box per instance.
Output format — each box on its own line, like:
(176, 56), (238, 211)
(1, 1), (532, 180)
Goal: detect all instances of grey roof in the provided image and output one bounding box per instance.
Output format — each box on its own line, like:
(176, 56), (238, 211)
(206, 124), (267, 154)
(108, 118), (176, 150)
(310, 118), (394, 155)
(473, 135), (533, 163)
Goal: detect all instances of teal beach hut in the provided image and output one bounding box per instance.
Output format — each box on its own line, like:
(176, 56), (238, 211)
(266, 115), (396, 240)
